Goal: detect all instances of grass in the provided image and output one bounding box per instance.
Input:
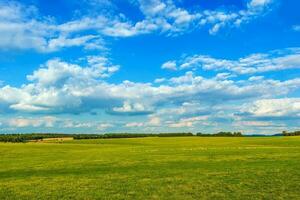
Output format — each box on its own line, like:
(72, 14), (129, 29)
(0, 136), (300, 199)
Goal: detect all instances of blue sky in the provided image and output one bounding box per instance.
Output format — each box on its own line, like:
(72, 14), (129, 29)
(0, 0), (299, 134)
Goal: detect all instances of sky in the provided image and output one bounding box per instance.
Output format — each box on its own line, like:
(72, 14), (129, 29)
(0, 0), (299, 134)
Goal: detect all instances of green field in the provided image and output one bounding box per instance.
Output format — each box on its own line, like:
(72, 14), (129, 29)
(0, 137), (300, 200)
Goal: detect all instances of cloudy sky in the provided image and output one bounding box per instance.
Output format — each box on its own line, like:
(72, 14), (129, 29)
(0, 0), (299, 134)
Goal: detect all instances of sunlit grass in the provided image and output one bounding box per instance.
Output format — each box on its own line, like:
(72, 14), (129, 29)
(0, 136), (300, 199)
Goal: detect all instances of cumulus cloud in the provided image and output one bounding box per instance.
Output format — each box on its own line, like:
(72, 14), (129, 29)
(162, 48), (300, 74)
(8, 116), (57, 128)
(155, 102), (212, 122)
(1, 45), (300, 134)
(1, 57), (300, 118)
(154, 78), (166, 83)
(148, 117), (161, 126)
(168, 116), (209, 128)
(124, 116), (161, 128)
(27, 57), (119, 87)
(125, 122), (144, 127)
(97, 123), (114, 130)
(240, 98), (300, 119)
(109, 101), (153, 116)
(3, 1), (298, 135)
(63, 120), (94, 128)
(0, 57), (120, 114)
(161, 61), (177, 70)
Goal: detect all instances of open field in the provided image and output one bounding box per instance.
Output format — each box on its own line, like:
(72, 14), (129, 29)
(0, 137), (300, 199)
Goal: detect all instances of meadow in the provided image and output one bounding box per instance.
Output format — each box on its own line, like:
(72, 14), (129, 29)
(0, 136), (300, 199)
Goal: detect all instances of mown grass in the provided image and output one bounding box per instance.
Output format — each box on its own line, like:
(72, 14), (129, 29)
(0, 136), (300, 199)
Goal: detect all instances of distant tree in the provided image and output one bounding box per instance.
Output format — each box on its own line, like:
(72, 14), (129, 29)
(196, 132), (243, 137)
(282, 131), (287, 136)
(282, 131), (300, 136)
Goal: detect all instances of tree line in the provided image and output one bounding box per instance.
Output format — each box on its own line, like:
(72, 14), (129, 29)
(0, 133), (73, 143)
(196, 132), (243, 137)
(0, 132), (247, 143)
(72, 133), (194, 139)
(282, 131), (300, 136)
(1, 130), (298, 143)
(0, 133), (195, 142)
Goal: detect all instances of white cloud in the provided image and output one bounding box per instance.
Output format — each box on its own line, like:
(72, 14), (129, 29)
(63, 120), (94, 128)
(0, 115), (117, 132)
(0, 57), (120, 114)
(215, 73), (236, 80)
(163, 48), (300, 74)
(136, 0), (272, 35)
(248, 0), (272, 9)
(124, 116), (161, 128)
(1, 56), (300, 117)
(169, 120), (193, 128)
(0, 46), (299, 133)
(168, 115), (210, 128)
(0, 2), (105, 52)
(97, 123), (114, 130)
(248, 76), (264, 81)
(148, 116), (161, 126)
(10, 104), (50, 112)
(125, 122), (144, 127)
(234, 121), (276, 127)
(47, 35), (103, 51)
(27, 57), (119, 87)
(0, 0), (274, 52)
(161, 61), (177, 70)
(154, 78), (166, 83)
(241, 98), (300, 118)
(110, 101), (153, 115)
(169, 71), (195, 84)
(8, 116), (57, 128)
